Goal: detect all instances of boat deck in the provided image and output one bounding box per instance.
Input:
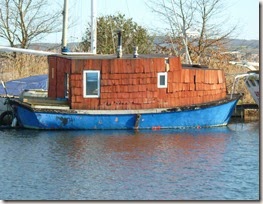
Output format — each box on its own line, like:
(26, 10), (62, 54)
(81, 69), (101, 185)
(15, 94), (242, 115)
(22, 97), (70, 110)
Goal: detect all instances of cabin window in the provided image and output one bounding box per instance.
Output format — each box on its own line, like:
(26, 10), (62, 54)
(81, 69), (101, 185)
(157, 72), (167, 88)
(83, 70), (100, 98)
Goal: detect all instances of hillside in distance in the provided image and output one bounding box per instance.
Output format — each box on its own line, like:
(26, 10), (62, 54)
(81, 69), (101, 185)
(226, 39), (259, 54)
(28, 38), (259, 54)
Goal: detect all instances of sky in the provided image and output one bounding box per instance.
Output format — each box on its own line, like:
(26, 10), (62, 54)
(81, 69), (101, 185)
(47, 0), (259, 44)
(0, 0), (259, 45)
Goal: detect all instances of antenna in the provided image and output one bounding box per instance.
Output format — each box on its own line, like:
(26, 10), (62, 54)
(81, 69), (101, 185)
(91, 0), (97, 54)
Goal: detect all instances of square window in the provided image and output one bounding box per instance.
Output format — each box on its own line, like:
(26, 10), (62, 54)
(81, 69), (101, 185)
(160, 75), (166, 86)
(83, 70), (100, 98)
(157, 72), (167, 88)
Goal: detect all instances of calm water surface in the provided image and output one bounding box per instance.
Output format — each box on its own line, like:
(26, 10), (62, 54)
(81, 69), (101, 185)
(0, 121), (259, 200)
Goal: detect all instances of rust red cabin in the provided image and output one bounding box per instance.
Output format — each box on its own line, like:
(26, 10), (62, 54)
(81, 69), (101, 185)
(48, 54), (227, 110)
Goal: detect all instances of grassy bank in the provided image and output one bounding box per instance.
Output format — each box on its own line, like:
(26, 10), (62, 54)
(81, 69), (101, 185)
(0, 54), (48, 81)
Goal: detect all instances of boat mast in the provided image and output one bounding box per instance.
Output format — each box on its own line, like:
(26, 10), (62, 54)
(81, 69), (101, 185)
(61, 0), (97, 54)
(91, 0), (97, 54)
(62, 0), (69, 52)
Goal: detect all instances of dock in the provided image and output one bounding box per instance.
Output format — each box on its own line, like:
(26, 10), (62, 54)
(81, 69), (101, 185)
(232, 104), (259, 121)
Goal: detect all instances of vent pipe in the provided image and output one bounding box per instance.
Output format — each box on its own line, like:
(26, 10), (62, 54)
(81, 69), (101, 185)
(133, 46), (138, 58)
(116, 30), (122, 58)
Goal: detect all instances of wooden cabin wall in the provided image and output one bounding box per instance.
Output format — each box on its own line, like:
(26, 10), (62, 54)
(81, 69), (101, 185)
(48, 56), (57, 98)
(167, 67), (226, 106)
(68, 56), (227, 110)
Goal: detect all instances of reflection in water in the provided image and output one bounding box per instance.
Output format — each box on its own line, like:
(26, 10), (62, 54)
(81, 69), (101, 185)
(48, 128), (231, 169)
(0, 123), (259, 200)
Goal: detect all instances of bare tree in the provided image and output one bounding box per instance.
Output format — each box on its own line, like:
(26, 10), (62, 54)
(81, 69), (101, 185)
(147, 0), (237, 64)
(192, 0), (237, 63)
(0, 0), (61, 48)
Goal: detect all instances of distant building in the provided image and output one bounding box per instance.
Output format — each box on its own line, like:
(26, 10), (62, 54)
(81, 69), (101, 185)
(186, 30), (199, 38)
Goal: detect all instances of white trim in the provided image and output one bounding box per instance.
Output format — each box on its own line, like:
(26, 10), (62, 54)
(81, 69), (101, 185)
(62, 52), (96, 55)
(83, 70), (100, 98)
(157, 72), (168, 88)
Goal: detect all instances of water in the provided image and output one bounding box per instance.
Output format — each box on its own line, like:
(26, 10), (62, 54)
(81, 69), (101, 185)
(0, 121), (259, 200)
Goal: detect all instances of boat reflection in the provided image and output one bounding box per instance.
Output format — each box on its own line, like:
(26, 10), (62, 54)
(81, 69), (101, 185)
(48, 127), (233, 171)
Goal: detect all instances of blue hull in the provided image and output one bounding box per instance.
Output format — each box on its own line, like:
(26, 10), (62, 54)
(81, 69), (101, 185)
(10, 97), (240, 130)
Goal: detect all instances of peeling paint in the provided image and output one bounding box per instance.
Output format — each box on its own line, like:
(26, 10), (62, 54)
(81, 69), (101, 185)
(57, 117), (69, 126)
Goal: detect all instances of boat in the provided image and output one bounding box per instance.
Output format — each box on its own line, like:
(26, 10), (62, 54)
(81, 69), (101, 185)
(0, 74), (47, 97)
(231, 70), (259, 106)
(5, 52), (241, 130)
(3, 0), (240, 130)
(0, 74), (48, 126)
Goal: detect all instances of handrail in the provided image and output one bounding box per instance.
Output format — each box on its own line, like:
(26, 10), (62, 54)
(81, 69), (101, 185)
(230, 73), (258, 99)
(0, 46), (56, 56)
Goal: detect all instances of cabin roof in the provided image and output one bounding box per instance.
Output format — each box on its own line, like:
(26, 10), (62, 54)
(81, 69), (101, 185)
(48, 53), (170, 60)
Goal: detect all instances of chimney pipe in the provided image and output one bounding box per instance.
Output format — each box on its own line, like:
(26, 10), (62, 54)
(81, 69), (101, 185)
(116, 30), (122, 58)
